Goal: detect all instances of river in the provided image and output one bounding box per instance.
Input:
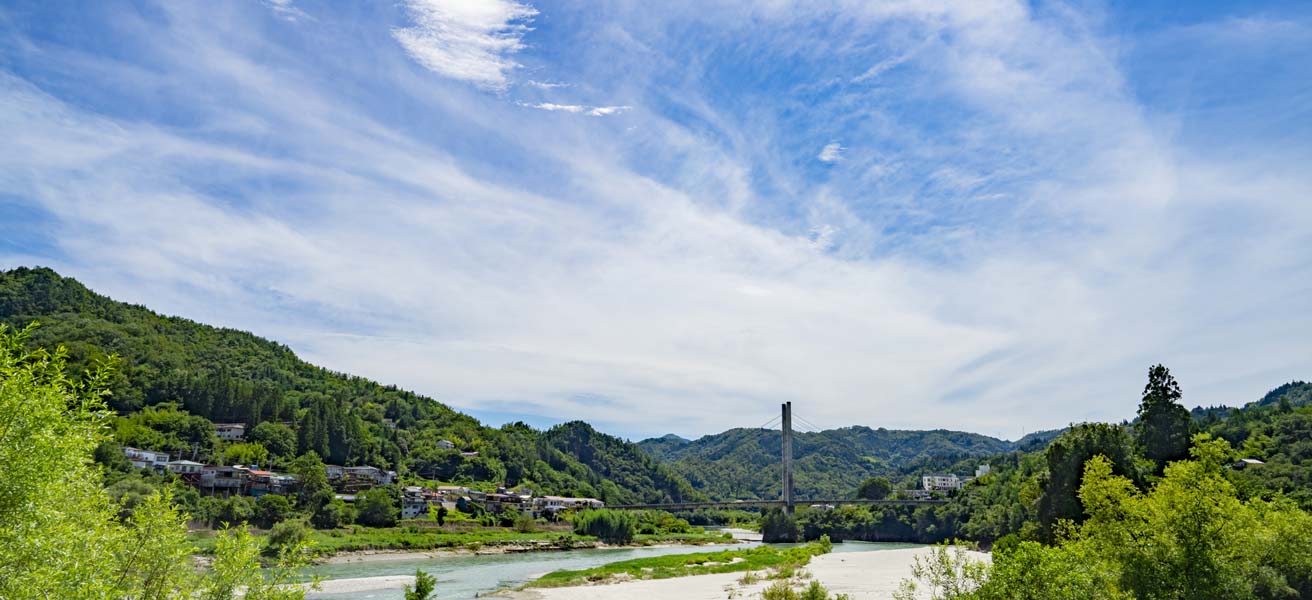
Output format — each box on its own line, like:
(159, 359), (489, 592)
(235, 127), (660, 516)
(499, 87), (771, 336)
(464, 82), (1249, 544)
(301, 540), (922, 600)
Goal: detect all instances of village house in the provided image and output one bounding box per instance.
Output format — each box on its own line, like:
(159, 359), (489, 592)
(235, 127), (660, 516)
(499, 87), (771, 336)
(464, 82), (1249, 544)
(244, 468), (298, 497)
(401, 486), (430, 519)
(342, 465), (396, 485)
(123, 447), (170, 471)
(214, 423), (246, 442)
(199, 465), (247, 497)
(167, 459), (204, 475)
(531, 495), (605, 515)
(437, 439), (455, 449)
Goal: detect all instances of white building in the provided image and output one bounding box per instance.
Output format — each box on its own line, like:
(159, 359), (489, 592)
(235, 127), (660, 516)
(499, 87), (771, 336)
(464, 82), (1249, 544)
(975, 464), (991, 478)
(922, 474), (963, 492)
(402, 487), (430, 519)
(214, 423), (246, 442)
(124, 447), (170, 471)
(167, 459), (204, 475)
(437, 439), (455, 449)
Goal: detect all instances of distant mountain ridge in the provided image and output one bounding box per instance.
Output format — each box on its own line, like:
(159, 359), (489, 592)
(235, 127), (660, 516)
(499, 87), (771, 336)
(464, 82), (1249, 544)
(637, 425), (1065, 500)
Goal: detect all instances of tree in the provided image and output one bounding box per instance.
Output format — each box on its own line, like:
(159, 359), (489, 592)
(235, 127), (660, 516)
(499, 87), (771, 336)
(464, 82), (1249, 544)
(311, 499), (353, 530)
(1134, 364), (1192, 470)
(356, 488), (399, 527)
(257, 494), (295, 529)
(857, 477), (893, 500)
(224, 442), (270, 467)
(1036, 423), (1141, 541)
(573, 509), (637, 544)
(761, 507), (801, 543)
(288, 451), (333, 512)
(249, 421), (298, 460)
(404, 569), (437, 600)
(264, 519), (310, 557)
(0, 323), (314, 599)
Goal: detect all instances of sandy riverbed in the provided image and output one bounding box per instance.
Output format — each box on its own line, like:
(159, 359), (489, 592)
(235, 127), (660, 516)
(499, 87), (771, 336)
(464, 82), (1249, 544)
(494, 546), (990, 600)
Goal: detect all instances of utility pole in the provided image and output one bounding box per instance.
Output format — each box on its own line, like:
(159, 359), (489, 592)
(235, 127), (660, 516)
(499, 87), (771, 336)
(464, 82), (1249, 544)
(781, 401), (794, 515)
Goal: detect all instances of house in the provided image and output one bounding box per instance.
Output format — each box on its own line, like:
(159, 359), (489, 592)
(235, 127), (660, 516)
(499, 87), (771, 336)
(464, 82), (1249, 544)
(921, 474), (962, 492)
(437, 439), (455, 449)
(199, 466), (248, 497)
(342, 466), (396, 485)
(402, 487), (430, 519)
(484, 493), (529, 514)
(460, 451), (479, 458)
(532, 496), (604, 515)
(245, 470), (297, 497)
(325, 465), (346, 480)
(214, 423), (246, 442)
(167, 459), (204, 475)
(435, 485), (470, 497)
(975, 464), (992, 478)
(123, 447), (170, 471)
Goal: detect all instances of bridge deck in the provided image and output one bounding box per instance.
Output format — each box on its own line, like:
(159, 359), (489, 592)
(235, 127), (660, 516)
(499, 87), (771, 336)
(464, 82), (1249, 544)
(607, 498), (946, 510)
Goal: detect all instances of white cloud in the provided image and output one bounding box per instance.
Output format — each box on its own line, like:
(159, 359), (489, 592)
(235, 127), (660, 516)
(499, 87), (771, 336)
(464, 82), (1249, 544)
(263, 0), (310, 22)
(392, 0), (538, 90)
(3, 0), (1310, 441)
(525, 80), (570, 89)
(523, 102), (631, 116)
(817, 142), (843, 162)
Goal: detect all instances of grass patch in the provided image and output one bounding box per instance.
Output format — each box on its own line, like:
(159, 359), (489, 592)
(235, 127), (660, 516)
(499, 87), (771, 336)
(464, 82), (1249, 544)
(526, 538), (832, 588)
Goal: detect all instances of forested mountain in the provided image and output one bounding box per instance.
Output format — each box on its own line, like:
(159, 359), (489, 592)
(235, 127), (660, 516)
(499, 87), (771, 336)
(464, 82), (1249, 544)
(638, 425), (1039, 499)
(0, 267), (692, 505)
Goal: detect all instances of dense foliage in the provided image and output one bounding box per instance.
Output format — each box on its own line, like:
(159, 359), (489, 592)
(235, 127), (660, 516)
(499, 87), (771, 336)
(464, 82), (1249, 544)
(0, 324), (312, 599)
(572, 509), (637, 544)
(895, 436), (1312, 600)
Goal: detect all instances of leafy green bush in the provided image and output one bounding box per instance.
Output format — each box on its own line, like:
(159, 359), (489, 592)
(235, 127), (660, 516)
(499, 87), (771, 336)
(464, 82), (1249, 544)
(264, 519), (310, 557)
(573, 509), (637, 544)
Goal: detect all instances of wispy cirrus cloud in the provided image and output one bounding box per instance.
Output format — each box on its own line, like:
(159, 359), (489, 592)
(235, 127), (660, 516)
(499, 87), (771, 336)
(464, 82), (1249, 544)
(392, 0), (538, 89)
(522, 102), (631, 117)
(2, 0), (1310, 441)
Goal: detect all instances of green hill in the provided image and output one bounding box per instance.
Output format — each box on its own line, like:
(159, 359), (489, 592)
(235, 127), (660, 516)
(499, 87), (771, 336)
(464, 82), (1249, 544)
(0, 266), (695, 505)
(638, 425), (1030, 500)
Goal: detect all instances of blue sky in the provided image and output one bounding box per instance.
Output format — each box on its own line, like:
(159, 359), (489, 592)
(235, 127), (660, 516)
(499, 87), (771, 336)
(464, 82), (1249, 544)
(2, 0), (1310, 440)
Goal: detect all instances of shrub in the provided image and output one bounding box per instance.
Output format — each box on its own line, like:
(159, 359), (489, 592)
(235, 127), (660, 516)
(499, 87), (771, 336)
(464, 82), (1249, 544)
(256, 494), (294, 529)
(404, 569), (437, 600)
(573, 509), (637, 544)
(264, 519), (310, 557)
(514, 513), (537, 533)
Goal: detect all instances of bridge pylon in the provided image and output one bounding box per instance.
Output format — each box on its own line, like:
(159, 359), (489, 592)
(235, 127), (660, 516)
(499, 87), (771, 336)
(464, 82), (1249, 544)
(782, 401), (794, 515)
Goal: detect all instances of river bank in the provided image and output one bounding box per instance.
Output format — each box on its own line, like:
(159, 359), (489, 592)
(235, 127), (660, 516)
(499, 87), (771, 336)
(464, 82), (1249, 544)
(496, 546), (990, 600)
